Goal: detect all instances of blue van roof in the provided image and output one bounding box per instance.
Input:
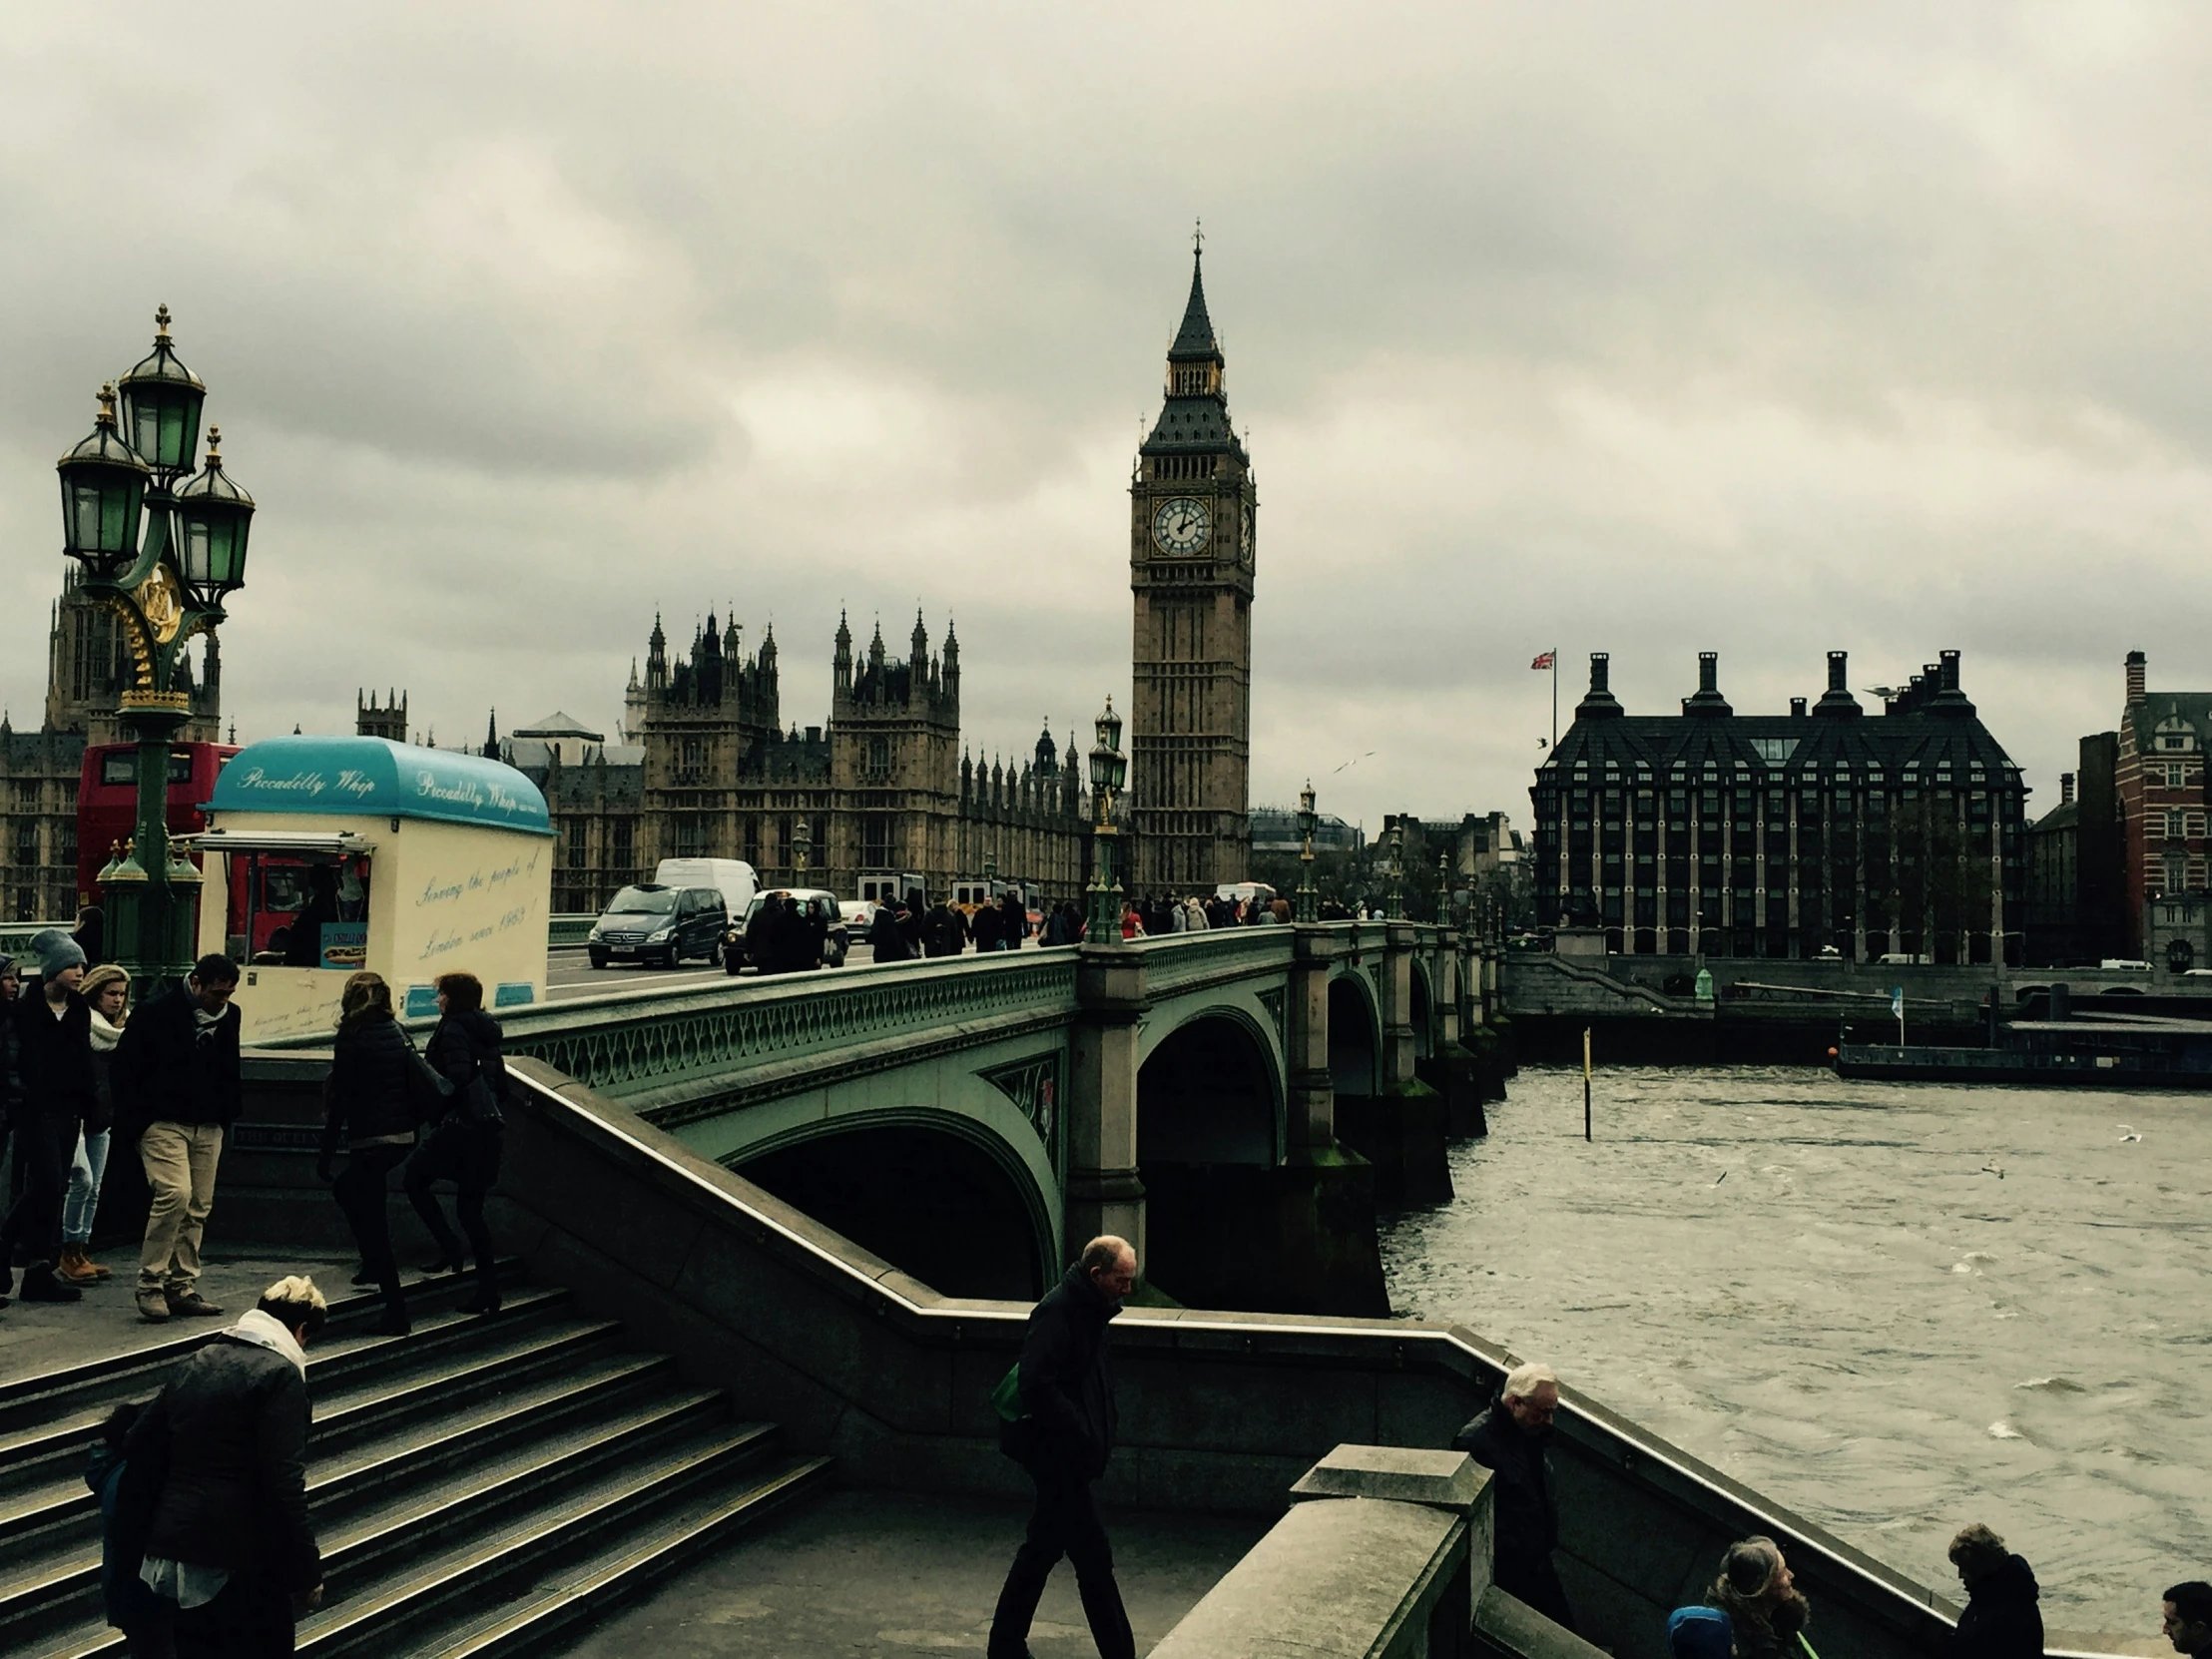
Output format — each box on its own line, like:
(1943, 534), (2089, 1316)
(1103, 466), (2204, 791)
(209, 736), (552, 835)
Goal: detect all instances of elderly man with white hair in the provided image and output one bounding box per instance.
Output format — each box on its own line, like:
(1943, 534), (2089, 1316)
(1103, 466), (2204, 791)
(1452, 1361), (1577, 1632)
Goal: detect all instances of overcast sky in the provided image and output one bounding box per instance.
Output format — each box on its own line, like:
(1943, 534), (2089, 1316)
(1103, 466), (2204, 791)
(4, 4), (2207, 830)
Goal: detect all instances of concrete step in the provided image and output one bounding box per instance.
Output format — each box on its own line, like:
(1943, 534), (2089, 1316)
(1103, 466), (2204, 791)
(0, 1284), (576, 1514)
(2, 1270), (831, 1659)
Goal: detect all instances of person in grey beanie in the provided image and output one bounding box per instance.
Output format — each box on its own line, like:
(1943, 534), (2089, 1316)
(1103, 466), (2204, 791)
(1, 928), (95, 1304)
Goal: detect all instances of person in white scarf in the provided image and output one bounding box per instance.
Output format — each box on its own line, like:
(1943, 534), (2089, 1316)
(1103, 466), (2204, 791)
(58, 963), (128, 1286)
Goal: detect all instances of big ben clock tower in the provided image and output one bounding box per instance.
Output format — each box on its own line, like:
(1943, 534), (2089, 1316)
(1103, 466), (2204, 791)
(1130, 239), (1255, 891)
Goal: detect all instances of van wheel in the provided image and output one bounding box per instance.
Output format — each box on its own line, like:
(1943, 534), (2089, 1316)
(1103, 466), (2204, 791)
(588, 949), (609, 970)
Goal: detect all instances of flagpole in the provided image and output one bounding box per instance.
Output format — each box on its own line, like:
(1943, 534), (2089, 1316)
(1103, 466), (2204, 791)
(1551, 646), (1558, 751)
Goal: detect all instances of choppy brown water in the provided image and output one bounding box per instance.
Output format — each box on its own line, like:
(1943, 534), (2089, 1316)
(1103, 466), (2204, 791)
(1378, 1065), (2211, 1639)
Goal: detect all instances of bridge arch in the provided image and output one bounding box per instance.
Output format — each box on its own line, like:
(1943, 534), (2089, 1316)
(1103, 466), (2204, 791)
(1136, 1006), (1284, 1307)
(1410, 958), (1435, 1061)
(727, 1109), (1054, 1302)
(1328, 972), (1382, 1100)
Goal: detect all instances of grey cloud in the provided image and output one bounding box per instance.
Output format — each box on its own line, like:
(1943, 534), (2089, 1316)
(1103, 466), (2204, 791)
(4, 2), (2208, 826)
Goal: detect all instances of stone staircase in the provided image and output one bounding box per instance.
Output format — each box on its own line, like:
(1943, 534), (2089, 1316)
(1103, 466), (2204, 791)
(0, 1267), (831, 1658)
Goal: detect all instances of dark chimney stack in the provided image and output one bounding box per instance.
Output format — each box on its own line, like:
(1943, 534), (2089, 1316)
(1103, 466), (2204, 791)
(2060, 772), (2076, 805)
(2126, 649), (2147, 706)
(1699, 652), (1719, 695)
(1828, 651), (1848, 692)
(1939, 649), (1961, 693)
(1589, 652), (1610, 694)
(1791, 697), (1808, 719)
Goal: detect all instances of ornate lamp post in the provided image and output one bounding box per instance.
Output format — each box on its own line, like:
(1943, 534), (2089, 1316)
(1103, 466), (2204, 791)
(794, 815), (812, 875)
(56, 308), (255, 990)
(1436, 849), (1452, 925)
(1385, 821), (1406, 920)
(1295, 781), (1320, 923)
(1084, 697), (1127, 945)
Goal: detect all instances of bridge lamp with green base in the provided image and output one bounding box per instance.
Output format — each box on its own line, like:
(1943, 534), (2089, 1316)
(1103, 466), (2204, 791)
(1385, 821), (1406, 920)
(56, 308), (257, 994)
(1084, 697), (1126, 945)
(1296, 781), (1320, 923)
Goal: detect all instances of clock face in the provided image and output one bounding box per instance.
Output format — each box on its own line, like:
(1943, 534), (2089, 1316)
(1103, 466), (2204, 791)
(1152, 496), (1211, 555)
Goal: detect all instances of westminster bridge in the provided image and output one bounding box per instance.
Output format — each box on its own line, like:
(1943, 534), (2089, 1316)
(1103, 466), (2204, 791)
(261, 920), (1485, 1314)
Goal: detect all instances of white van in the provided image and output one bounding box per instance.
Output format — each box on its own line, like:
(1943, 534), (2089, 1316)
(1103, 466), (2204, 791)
(654, 857), (758, 925)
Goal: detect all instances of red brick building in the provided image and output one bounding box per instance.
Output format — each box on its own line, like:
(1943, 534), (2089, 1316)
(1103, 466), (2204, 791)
(2117, 649), (2212, 967)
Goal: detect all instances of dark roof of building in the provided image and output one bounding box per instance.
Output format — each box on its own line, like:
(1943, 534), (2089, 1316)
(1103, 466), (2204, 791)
(1537, 652), (2023, 788)
(2126, 692), (2212, 748)
(2031, 800), (2080, 834)
(1143, 396), (1240, 453)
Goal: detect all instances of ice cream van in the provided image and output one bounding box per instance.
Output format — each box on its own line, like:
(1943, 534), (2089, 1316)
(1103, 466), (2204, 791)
(187, 735), (555, 1043)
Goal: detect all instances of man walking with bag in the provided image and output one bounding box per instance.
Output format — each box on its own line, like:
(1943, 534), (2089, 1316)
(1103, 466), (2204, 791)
(987, 1234), (1137, 1659)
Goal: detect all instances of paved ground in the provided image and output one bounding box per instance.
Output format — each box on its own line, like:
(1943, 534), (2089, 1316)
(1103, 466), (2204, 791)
(0, 1249), (354, 1386)
(559, 1487), (1264, 1658)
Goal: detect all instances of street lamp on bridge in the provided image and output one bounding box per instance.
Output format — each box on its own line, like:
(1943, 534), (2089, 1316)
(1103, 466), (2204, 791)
(56, 308), (256, 990)
(1436, 849), (1451, 926)
(1384, 821), (1405, 920)
(1084, 697), (1126, 945)
(1296, 780), (1319, 923)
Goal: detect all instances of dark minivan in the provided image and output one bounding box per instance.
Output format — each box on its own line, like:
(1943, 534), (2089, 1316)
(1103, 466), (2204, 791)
(587, 883), (726, 968)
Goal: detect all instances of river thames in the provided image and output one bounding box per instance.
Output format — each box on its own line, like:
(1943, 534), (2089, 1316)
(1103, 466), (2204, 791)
(1378, 1065), (2210, 1643)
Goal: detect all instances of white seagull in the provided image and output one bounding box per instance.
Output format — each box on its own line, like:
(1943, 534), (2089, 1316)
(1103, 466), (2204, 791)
(2117, 1126), (2143, 1143)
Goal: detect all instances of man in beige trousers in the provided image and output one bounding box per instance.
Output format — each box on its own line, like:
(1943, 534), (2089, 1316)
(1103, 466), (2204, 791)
(114, 954), (243, 1322)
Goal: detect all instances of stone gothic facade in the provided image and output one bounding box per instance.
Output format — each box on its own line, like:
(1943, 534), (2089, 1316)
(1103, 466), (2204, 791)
(520, 251), (1258, 914)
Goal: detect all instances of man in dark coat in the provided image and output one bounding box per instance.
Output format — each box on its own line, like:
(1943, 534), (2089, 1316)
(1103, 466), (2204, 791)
(997, 889), (1030, 950)
(114, 955), (242, 1323)
(127, 1275), (326, 1657)
(988, 1235), (1138, 1659)
(2, 929), (96, 1303)
(1452, 1361), (1576, 1631)
(2165, 1583), (2212, 1659)
(922, 900), (965, 958)
(972, 899), (1002, 953)
(1948, 1523), (2041, 1659)
(867, 902), (911, 965)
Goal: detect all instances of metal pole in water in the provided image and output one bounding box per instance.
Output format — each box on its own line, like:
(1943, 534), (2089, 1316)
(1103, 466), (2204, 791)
(1582, 1026), (1593, 1142)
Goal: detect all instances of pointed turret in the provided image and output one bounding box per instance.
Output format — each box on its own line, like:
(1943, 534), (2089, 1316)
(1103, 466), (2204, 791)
(1169, 237), (1220, 365)
(483, 709), (499, 758)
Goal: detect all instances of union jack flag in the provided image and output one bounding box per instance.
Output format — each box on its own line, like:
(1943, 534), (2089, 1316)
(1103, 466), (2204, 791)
(1530, 651), (1555, 671)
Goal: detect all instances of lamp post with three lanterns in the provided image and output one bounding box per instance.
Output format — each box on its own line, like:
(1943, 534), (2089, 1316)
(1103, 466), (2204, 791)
(54, 307), (257, 990)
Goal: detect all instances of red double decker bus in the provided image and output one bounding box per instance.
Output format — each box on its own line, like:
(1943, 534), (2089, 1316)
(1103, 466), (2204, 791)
(76, 741), (239, 907)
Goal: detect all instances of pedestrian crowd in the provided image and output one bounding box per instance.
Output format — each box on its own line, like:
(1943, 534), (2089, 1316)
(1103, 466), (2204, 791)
(0, 929), (515, 1654)
(2, 928), (242, 1318)
(1458, 1358), (2209, 1659)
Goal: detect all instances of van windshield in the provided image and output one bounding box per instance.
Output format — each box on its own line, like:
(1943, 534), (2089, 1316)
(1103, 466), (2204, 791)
(607, 887), (677, 915)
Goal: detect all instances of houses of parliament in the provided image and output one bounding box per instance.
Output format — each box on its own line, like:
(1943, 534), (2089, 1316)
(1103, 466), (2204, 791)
(513, 249), (1258, 913)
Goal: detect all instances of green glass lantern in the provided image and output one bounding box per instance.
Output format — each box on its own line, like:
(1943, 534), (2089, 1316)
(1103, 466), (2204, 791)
(117, 304), (206, 477)
(1089, 697), (1127, 797)
(174, 425), (256, 603)
(56, 383), (150, 579)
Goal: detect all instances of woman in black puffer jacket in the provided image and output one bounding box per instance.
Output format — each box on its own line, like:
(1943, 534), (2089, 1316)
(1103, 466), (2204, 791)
(408, 971), (507, 1317)
(319, 971), (418, 1335)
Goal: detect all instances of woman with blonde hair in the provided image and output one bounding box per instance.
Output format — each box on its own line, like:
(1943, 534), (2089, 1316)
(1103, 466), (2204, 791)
(317, 970), (420, 1335)
(58, 963), (130, 1285)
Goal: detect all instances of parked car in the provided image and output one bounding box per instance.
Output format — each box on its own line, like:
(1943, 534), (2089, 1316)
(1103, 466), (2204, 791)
(588, 883), (728, 968)
(726, 888), (850, 973)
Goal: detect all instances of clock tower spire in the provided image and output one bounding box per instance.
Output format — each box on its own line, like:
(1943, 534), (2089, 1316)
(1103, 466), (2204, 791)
(1129, 236), (1255, 892)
